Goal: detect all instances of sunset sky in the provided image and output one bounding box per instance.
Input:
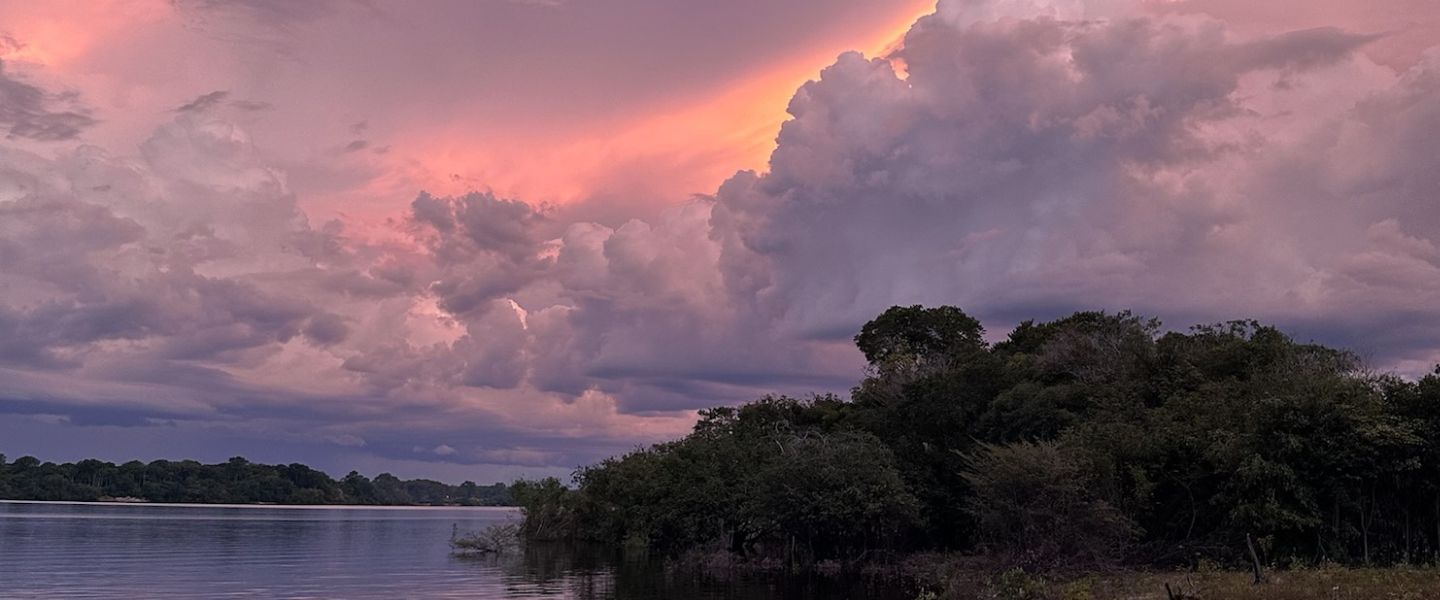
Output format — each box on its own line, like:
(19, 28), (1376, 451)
(2, 0), (1439, 482)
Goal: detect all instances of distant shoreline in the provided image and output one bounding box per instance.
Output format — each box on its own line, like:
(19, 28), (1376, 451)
(0, 499), (518, 510)
(0, 455), (514, 506)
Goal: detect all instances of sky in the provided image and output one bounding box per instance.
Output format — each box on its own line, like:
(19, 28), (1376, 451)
(1, 0), (1438, 483)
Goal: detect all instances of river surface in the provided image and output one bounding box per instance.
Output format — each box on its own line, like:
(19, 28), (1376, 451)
(0, 501), (911, 599)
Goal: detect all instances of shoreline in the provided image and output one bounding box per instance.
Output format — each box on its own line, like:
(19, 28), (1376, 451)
(0, 499), (519, 511)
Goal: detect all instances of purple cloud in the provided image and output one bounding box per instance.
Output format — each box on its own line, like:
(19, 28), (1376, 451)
(2, 2), (1439, 482)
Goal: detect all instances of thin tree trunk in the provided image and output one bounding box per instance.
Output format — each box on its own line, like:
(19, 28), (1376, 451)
(1362, 511), (1370, 565)
(1184, 484), (1197, 541)
(1246, 533), (1266, 585)
(1362, 486), (1374, 565)
(1406, 508), (1412, 563)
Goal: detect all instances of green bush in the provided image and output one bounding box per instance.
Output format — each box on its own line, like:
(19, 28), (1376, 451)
(964, 441), (1137, 568)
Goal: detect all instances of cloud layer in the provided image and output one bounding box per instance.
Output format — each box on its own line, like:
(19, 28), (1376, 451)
(0, 59), (95, 141)
(2, 0), (1439, 480)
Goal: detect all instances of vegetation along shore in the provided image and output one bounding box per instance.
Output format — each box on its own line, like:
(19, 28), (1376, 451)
(0, 455), (510, 506)
(508, 305), (1440, 598)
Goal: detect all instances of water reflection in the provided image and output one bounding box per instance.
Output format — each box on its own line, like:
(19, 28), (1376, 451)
(0, 501), (910, 600)
(479, 542), (912, 600)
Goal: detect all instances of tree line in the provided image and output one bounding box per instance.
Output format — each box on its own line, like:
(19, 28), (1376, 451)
(0, 455), (512, 506)
(511, 306), (1440, 570)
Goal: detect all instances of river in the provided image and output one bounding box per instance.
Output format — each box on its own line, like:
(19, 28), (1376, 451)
(0, 500), (912, 599)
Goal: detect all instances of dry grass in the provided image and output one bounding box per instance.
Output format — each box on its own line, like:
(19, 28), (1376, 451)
(912, 562), (1440, 600)
(1080, 567), (1440, 600)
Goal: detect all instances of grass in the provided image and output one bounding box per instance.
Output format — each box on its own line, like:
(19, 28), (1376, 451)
(661, 549), (1440, 598)
(1088, 567), (1440, 600)
(915, 564), (1440, 600)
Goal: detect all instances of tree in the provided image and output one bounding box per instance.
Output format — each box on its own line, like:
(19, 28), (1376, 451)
(505, 305), (1440, 569)
(511, 477), (581, 541)
(854, 305), (986, 380)
(0, 456), (508, 506)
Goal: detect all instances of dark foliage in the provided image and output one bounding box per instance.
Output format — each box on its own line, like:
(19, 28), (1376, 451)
(515, 306), (1440, 570)
(0, 455), (511, 506)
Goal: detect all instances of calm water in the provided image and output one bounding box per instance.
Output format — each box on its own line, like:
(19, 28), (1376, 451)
(0, 501), (911, 599)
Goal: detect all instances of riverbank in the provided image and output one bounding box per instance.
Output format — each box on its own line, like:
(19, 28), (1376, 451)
(908, 563), (1440, 599)
(663, 550), (1440, 599)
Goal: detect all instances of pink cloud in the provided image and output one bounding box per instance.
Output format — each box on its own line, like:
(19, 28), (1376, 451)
(2, 1), (1440, 477)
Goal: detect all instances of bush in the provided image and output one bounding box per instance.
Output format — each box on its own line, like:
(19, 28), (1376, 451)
(744, 431), (921, 561)
(451, 522), (520, 555)
(963, 441), (1136, 569)
(510, 477), (583, 541)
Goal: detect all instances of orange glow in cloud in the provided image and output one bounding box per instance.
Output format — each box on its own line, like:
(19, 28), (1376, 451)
(393, 0), (937, 210)
(0, 18), (85, 66)
(2, 0), (939, 229)
(0, 1), (166, 68)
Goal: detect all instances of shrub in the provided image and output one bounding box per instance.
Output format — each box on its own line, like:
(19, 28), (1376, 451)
(963, 441), (1137, 569)
(451, 522), (520, 555)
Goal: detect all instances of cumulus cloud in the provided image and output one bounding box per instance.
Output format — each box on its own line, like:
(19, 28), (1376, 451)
(719, 11), (1364, 328)
(401, 2), (1434, 412)
(0, 106), (711, 475)
(4, 1), (1440, 479)
(0, 114), (381, 429)
(746, 7), (1434, 376)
